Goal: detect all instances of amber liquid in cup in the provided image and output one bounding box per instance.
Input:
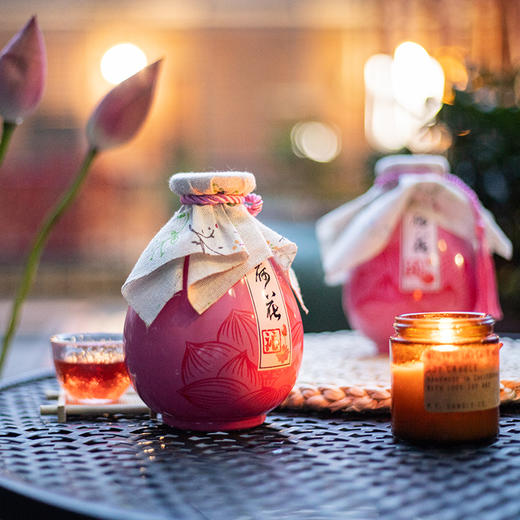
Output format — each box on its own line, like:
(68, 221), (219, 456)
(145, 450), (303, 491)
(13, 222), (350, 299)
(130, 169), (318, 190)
(51, 333), (130, 404)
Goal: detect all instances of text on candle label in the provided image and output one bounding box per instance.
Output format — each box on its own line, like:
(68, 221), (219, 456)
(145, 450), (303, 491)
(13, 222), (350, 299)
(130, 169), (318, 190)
(423, 345), (500, 412)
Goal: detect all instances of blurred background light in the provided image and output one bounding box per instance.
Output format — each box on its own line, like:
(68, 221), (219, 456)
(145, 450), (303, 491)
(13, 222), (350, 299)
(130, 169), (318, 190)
(435, 50), (469, 104)
(1, 0), (519, 342)
(290, 121), (341, 163)
(100, 43), (147, 85)
(392, 41), (444, 118)
(364, 41), (446, 153)
(364, 54), (394, 98)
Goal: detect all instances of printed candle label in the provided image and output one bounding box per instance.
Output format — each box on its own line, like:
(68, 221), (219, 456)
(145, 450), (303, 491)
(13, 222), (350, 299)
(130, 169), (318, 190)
(400, 211), (440, 292)
(245, 260), (292, 370)
(423, 345), (500, 413)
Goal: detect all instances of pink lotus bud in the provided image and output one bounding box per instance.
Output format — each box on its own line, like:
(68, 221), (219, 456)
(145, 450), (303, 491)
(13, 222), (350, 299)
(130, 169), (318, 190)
(0, 16), (46, 124)
(86, 59), (162, 151)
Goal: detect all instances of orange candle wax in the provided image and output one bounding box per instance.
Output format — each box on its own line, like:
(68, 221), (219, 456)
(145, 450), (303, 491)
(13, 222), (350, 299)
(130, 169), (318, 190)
(391, 361), (498, 443)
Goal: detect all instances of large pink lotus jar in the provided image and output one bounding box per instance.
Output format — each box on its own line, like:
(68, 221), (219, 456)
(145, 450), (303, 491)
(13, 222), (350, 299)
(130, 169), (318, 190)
(316, 155), (512, 354)
(122, 172), (304, 431)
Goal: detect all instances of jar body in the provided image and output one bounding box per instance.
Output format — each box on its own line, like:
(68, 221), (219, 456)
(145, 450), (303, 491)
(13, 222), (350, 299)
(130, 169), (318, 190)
(124, 258), (304, 431)
(344, 221), (477, 354)
(390, 312), (500, 444)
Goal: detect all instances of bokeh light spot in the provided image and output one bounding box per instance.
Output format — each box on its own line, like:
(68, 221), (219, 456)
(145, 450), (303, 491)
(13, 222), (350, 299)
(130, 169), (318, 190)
(290, 121), (341, 163)
(101, 43), (147, 85)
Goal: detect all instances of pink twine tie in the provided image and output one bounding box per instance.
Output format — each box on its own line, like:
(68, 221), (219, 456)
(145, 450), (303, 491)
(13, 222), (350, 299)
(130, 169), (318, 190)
(243, 193), (263, 216)
(180, 192), (263, 217)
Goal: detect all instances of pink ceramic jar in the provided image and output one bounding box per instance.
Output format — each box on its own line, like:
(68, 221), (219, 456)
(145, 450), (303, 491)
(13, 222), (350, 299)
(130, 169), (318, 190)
(122, 172), (305, 431)
(124, 258), (303, 431)
(344, 155), (510, 353)
(344, 221), (477, 353)
(317, 155), (510, 355)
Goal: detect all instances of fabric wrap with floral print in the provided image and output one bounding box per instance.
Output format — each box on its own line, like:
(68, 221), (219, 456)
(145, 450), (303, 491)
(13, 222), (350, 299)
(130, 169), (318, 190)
(122, 171), (299, 326)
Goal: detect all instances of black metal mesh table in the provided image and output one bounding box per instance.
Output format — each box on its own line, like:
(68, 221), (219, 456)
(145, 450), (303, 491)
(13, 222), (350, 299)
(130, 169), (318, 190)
(2, 371), (520, 520)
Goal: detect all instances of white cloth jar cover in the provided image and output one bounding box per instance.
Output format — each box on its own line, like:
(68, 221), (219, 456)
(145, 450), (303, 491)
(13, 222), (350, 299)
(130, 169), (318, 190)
(122, 171), (300, 326)
(316, 155), (512, 314)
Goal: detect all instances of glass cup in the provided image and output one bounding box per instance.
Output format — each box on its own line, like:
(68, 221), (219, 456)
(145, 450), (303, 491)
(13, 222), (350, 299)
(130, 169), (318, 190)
(50, 333), (131, 404)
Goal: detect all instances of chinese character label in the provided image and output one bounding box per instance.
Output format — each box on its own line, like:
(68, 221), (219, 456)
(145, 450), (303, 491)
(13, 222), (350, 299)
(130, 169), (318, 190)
(255, 264), (271, 289)
(262, 329), (281, 353)
(400, 211), (440, 292)
(245, 260), (292, 370)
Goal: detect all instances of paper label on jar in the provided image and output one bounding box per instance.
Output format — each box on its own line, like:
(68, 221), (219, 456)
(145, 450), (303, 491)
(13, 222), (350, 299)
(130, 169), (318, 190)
(423, 345), (500, 413)
(244, 260), (292, 370)
(400, 211), (440, 292)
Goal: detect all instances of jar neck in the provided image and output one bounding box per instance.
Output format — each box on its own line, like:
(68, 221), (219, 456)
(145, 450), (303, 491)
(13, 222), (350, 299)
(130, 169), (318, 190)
(393, 312), (496, 344)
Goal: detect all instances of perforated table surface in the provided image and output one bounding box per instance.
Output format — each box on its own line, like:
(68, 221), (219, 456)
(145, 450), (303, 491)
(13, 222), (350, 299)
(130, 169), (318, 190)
(1, 371), (520, 520)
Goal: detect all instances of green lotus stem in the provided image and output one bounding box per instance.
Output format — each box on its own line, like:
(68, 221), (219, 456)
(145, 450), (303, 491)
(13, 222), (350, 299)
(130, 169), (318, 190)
(0, 121), (16, 168)
(0, 147), (99, 375)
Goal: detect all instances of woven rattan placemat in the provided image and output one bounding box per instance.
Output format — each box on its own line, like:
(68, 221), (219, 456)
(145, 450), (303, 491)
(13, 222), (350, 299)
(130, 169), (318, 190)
(280, 330), (520, 414)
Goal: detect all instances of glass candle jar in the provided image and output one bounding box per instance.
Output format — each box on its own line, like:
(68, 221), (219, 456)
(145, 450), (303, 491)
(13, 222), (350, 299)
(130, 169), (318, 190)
(390, 312), (500, 444)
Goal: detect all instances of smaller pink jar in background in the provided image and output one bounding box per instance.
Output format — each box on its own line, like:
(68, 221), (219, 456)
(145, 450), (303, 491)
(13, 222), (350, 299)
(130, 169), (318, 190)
(316, 154), (512, 354)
